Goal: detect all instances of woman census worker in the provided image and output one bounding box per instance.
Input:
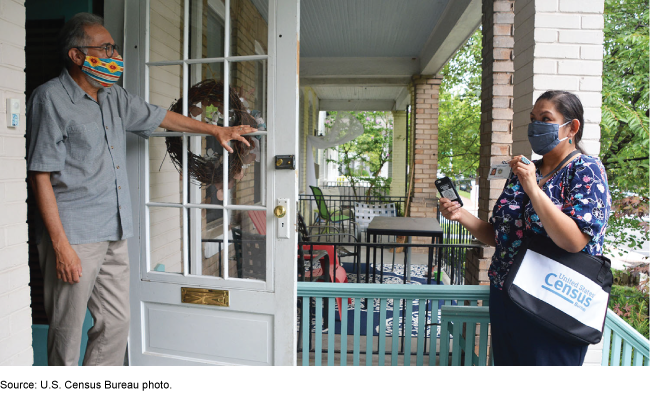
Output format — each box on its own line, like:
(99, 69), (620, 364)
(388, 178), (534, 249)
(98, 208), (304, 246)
(439, 90), (611, 365)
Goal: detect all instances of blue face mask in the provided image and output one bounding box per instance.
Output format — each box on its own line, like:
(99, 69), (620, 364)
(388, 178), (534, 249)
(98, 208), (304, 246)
(527, 120), (571, 155)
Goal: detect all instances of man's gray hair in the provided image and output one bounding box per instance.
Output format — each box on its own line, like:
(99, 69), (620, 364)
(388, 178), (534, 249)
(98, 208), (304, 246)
(58, 13), (105, 69)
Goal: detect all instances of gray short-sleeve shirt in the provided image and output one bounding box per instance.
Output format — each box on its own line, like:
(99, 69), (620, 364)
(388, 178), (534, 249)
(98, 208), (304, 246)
(27, 69), (167, 244)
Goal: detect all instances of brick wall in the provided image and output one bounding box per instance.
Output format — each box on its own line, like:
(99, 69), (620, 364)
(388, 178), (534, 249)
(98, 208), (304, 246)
(409, 75), (441, 237)
(513, 0), (605, 157)
(478, 0), (515, 223)
(0, 0), (32, 365)
(465, 0), (515, 286)
(465, 246), (495, 286)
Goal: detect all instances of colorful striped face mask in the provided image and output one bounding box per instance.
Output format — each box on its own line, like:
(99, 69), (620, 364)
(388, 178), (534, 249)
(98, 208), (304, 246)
(81, 54), (124, 87)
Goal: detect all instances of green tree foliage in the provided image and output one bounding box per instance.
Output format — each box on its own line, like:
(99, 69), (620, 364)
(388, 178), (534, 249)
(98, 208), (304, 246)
(438, 28), (482, 179)
(600, 0), (649, 253)
(325, 111), (393, 197)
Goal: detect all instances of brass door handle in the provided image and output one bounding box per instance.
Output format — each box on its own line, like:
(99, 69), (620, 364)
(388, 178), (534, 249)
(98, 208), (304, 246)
(274, 205), (286, 218)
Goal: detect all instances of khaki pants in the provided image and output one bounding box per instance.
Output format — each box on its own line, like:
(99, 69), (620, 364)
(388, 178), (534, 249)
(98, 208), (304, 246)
(38, 232), (130, 366)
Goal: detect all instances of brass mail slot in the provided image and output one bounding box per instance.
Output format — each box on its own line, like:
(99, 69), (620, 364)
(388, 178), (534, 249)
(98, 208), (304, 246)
(181, 287), (229, 307)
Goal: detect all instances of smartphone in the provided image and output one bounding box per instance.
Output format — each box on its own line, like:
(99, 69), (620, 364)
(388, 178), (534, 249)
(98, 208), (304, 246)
(435, 177), (463, 207)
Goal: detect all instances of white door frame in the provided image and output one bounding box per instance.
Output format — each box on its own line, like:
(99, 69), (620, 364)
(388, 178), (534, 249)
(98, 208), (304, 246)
(124, 0), (299, 366)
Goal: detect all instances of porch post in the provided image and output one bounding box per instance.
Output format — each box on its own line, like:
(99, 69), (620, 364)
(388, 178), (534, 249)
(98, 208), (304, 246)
(409, 75), (442, 246)
(466, 0), (514, 286)
(390, 110), (407, 198)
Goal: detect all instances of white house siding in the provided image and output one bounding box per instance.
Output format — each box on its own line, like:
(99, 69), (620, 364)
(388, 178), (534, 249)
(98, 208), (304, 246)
(0, 0), (32, 366)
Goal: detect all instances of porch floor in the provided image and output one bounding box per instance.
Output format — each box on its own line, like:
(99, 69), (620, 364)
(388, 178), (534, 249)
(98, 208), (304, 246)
(336, 246), (453, 284)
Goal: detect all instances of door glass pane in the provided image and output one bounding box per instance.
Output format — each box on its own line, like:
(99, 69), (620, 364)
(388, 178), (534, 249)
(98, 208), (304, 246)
(189, 208), (265, 280)
(148, 64), (183, 113)
(149, 207), (184, 274)
(190, 0), (226, 61)
(149, 136), (182, 204)
(182, 64), (230, 207)
(148, 64), (183, 204)
(229, 59), (267, 206)
(193, 208), (226, 277)
(230, 0), (269, 56)
(228, 209), (266, 280)
(149, 0), (185, 63)
(230, 60), (267, 127)
(230, 135), (265, 206)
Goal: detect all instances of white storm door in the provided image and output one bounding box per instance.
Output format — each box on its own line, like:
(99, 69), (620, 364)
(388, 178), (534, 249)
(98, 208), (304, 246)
(124, 0), (299, 366)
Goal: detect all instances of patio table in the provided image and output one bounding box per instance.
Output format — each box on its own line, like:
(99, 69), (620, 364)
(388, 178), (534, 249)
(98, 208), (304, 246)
(365, 216), (444, 284)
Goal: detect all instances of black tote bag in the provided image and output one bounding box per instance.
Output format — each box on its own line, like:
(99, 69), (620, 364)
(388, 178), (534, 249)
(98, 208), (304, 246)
(504, 235), (612, 345)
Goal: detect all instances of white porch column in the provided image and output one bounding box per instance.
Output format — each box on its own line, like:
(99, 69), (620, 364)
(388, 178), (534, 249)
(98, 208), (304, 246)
(513, 0), (605, 157)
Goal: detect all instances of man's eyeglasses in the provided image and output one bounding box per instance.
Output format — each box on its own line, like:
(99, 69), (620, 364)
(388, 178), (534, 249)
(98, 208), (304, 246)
(76, 43), (119, 58)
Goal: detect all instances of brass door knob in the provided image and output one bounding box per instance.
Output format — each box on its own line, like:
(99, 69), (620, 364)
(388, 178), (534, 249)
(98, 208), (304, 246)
(274, 205), (286, 218)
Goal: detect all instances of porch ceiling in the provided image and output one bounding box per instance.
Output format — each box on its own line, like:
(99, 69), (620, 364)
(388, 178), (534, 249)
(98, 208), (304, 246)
(297, 0), (482, 111)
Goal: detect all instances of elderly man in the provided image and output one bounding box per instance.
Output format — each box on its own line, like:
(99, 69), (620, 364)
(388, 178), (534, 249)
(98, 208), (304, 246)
(26, 13), (254, 366)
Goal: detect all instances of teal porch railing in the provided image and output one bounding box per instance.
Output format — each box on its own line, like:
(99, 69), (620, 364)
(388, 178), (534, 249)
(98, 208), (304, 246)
(297, 282), (650, 366)
(439, 305), (492, 366)
(297, 283), (491, 366)
(601, 309), (650, 366)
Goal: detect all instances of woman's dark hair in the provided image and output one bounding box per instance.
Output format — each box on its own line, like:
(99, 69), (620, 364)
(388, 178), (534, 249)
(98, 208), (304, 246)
(535, 90), (585, 152)
(58, 13), (105, 69)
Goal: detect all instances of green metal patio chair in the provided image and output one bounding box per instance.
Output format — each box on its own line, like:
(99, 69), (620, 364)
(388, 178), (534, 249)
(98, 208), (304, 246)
(309, 185), (352, 234)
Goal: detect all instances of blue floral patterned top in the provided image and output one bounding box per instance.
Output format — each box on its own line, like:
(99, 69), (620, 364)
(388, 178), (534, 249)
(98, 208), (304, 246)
(488, 155), (611, 289)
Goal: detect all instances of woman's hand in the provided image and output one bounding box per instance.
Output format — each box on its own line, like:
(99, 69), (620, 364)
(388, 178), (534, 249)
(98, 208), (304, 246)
(509, 155), (538, 195)
(439, 197), (462, 222)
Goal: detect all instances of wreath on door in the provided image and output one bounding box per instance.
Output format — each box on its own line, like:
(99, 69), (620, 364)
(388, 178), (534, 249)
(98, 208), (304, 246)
(164, 79), (264, 198)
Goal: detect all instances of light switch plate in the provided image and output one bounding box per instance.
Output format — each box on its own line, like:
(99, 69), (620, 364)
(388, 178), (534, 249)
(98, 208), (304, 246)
(6, 98), (19, 128)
